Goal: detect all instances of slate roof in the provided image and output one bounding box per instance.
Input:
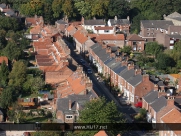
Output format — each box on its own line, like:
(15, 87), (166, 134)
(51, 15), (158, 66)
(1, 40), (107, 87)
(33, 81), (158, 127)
(96, 48), (110, 62)
(118, 67), (128, 76)
(0, 3), (6, 9)
(127, 74), (142, 86)
(150, 96), (167, 112)
(56, 19), (68, 24)
(56, 92), (96, 113)
(84, 19), (105, 25)
(141, 20), (174, 29)
(167, 34), (181, 39)
(104, 57), (114, 65)
(109, 19), (130, 26)
(143, 90), (158, 104)
(105, 58), (116, 68)
(121, 69), (135, 81)
(5, 9), (14, 16)
(90, 43), (101, 52)
(113, 65), (127, 74)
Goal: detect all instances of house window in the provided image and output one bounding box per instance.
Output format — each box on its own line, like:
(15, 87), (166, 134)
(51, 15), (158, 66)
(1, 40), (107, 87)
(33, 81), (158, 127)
(114, 41), (116, 43)
(133, 41), (136, 45)
(66, 115), (73, 119)
(147, 28), (150, 31)
(147, 33), (150, 36)
(104, 30), (109, 33)
(139, 41), (141, 44)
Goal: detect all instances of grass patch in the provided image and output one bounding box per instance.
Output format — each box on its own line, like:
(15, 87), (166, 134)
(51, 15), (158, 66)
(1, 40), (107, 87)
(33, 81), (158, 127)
(24, 116), (48, 123)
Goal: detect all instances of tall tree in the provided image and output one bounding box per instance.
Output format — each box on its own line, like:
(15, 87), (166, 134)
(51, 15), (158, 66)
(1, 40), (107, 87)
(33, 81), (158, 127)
(8, 61), (27, 90)
(62, 0), (75, 18)
(52, 0), (64, 18)
(0, 87), (14, 109)
(156, 53), (174, 70)
(74, 0), (92, 19)
(145, 42), (164, 58)
(3, 41), (22, 61)
(75, 97), (126, 136)
(0, 29), (7, 50)
(0, 61), (9, 87)
(108, 0), (129, 18)
(91, 0), (110, 18)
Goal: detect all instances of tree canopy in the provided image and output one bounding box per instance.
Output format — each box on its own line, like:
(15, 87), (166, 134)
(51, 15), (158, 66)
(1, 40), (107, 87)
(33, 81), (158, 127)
(8, 61), (27, 90)
(0, 87), (14, 109)
(74, 97), (126, 136)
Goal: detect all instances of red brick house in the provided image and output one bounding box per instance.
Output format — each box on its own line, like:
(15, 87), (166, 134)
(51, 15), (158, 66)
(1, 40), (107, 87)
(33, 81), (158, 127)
(160, 108), (181, 136)
(25, 15), (44, 28)
(126, 34), (145, 51)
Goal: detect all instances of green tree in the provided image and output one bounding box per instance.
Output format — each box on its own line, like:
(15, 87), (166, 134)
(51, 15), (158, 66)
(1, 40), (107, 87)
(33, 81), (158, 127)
(0, 61), (9, 87)
(156, 53), (174, 70)
(108, 0), (129, 18)
(74, 0), (92, 19)
(121, 46), (132, 55)
(75, 97), (126, 136)
(145, 42), (164, 58)
(24, 76), (44, 93)
(7, 103), (25, 123)
(130, 14), (147, 34)
(20, 0), (43, 16)
(0, 87), (14, 109)
(43, 0), (54, 24)
(3, 41), (22, 60)
(91, 0), (110, 18)
(62, 0), (76, 18)
(8, 61), (27, 90)
(0, 16), (19, 31)
(19, 37), (30, 50)
(52, 0), (64, 18)
(0, 29), (7, 50)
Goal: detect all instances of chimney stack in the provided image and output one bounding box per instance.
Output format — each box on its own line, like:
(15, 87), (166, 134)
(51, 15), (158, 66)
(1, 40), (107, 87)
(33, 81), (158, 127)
(114, 16), (118, 21)
(154, 84), (158, 91)
(142, 74), (149, 82)
(69, 100), (72, 110)
(121, 60), (128, 66)
(106, 47), (111, 53)
(76, 102), (79, 111)
(127, 63), (134, 70)
(167, 96), (175, 106)
(135, 69), (141, 75)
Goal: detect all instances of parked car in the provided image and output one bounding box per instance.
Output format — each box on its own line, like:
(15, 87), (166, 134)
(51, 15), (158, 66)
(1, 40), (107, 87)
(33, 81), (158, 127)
(134, 102), (142, 108)
(87, 69), (92, 74)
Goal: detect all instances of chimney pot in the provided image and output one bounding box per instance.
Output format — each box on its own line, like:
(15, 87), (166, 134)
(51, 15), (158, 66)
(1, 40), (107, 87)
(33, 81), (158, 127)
(69, 100), (71, 110)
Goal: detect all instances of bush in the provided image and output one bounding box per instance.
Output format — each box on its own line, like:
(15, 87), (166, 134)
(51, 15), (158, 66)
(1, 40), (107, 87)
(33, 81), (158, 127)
(46, 111), (52, 118)
(139, 108), (147, 118)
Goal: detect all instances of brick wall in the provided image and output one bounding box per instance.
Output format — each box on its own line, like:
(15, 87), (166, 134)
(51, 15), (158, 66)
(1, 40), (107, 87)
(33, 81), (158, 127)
(134, 75), (154, 104)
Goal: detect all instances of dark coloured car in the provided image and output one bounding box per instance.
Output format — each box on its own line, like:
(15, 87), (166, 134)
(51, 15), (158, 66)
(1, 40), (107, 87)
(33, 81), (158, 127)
(87, 69), (92, 74)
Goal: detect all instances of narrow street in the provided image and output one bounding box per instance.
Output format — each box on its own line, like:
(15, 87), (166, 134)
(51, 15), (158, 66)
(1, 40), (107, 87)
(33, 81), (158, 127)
(64, 39), (148, 136)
